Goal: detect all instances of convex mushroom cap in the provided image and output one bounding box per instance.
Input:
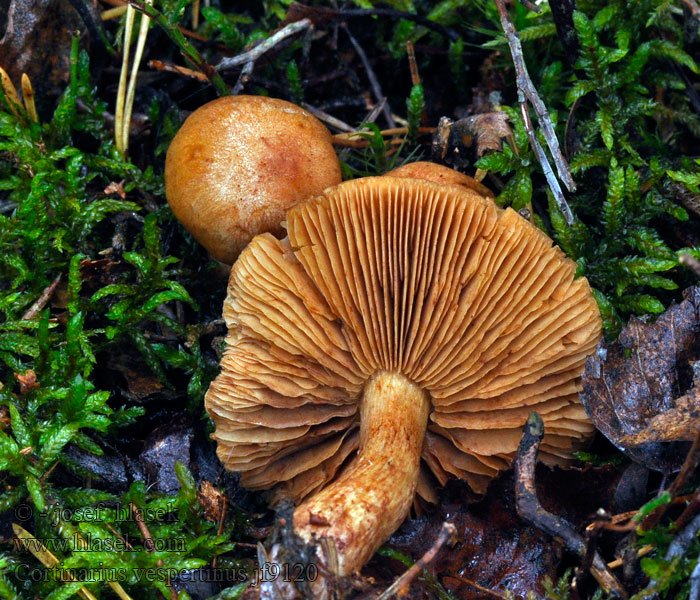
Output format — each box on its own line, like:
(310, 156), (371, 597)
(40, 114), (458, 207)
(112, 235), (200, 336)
(205, 176), (602, 577)
(165, 95), (342, 264)
(385, 161), (494, 198)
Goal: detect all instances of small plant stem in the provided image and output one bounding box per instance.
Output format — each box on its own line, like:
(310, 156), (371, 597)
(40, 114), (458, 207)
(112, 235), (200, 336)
(102, 5), (128, 20)
(131, 502), (177, 600)
(148, 59), (209, 82)
(342, 24), (395, 128)
(443, 575), (508, 599)
(21, 274), (61, 320)
(130, 502), (155, 551)
(332, 126), (435, 146)
(192, 0), (200, 29)
(606, 545), (654, 569)
(211, 495), (227, 568)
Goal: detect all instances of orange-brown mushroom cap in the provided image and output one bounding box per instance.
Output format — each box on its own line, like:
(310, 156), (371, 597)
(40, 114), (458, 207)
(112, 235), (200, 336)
(205, 176), (602, 505)
(165, 95), (342, 264)
(385, 161), (494, 198)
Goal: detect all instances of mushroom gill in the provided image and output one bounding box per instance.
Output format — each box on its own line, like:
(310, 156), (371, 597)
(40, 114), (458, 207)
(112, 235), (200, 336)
(205, 176), (602, 578)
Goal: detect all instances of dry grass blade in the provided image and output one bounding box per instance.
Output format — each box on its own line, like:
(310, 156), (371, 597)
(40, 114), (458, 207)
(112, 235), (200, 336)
(12, 523), (99, 600)
(0, 67), (25, 121)
(114, 5), (135, 155)
(20, 74), (38, 122)
(115, 0), (152, 156)
(122, 0), (152, 155)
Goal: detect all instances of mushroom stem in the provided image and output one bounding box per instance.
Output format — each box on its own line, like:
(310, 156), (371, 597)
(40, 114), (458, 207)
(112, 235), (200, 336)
(293, 371), (430, 576)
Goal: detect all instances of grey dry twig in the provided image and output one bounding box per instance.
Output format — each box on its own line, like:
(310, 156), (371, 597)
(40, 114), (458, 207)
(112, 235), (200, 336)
(493, 0), (576, 224)
(515, 413), (627, 598)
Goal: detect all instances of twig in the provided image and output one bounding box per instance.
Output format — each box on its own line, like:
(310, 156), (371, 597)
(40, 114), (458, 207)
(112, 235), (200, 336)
(148, 59), (208, 82)
(333, 126), (435, 142)
(443, 575), (508, 599)
(22, 274), (62, 320)
(130, 502), (156, 552)
(674, 487), (700, 532)
(102, 5), (128, 19)
(375, 522), (456, 600)
(518, 0), (542, 11)
(302, 103), (354, 132)
(680, 0), (700, 18)
(215, 19), (312, 71)
(341, 24), (395, 129)
(607, 545), (654, 569)
(639, 509), (700, 597)
(680, 253), (700, 277)
(211, 495), (227, 569)
(640, 427), (700, 533)
(690, 556), (700, 600)
(549, 0), (579, 68)
(515, 413), (627, 598)
(669, 427), (700, 497)
(131, 503), (176, 600)
(493, 0), (576, 223)
(576, 511), (606, 591)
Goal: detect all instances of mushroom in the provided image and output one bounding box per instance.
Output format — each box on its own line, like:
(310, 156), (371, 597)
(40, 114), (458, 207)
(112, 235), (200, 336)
(205, 176), (602, 582)
(385, 161), (494, 198)
(164, 95), (342, 264)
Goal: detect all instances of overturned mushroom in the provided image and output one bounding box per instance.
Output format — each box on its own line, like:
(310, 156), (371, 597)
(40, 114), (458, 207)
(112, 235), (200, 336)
(205, 176), (602, 581)
(165, 95), (341, 264)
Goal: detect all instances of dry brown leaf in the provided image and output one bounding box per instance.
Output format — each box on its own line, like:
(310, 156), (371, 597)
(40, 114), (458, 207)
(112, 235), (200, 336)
(197, 481), (226, 523)
(581, 287), (700, 472)
(462, 112), (514, 157)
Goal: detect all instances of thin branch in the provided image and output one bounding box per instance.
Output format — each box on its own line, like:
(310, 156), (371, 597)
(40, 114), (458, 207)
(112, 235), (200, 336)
(375, 522), (456, 600)
(549, 0), (579, 69)
(215, 19), (312, 71)
(493, 0), (576, 222)
(22, 274), (62, 320)
(302, 103), (354, 132)
(443, 575), (508, 599)
(515, 413), (627, 599)
(680, 0), (700, 18)
(341, 24), (396, 129)
(148, 59), (208, 82)
(690, 555), (700, 600)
